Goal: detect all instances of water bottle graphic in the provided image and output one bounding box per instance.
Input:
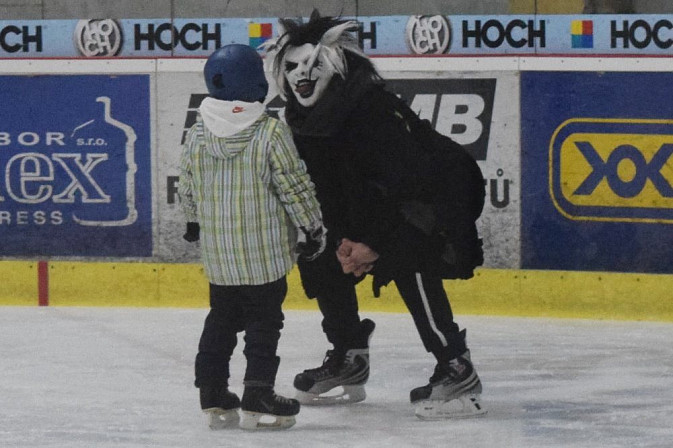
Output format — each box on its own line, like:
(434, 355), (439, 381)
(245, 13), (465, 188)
(69, 96), (138, 226)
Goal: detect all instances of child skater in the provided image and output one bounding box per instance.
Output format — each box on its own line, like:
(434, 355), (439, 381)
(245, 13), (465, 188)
(179, 44), (326, 430)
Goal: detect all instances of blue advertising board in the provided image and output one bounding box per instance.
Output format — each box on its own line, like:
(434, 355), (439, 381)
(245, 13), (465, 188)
(0, 75), (152, 257)
(521, 71), (673, 274)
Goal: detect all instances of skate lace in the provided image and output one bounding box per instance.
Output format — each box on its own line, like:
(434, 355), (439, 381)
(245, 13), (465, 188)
(273, 393), (294, 405)
(429, 359), (466, 383)
(303, 350), (343, 378)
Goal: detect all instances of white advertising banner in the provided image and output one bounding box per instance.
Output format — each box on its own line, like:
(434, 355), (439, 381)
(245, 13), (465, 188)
(155, 60), (519, 268)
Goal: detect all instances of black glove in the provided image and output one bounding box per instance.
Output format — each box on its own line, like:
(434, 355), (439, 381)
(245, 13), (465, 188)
(295, 224), (327, 261)
(183, 222), (200, 242)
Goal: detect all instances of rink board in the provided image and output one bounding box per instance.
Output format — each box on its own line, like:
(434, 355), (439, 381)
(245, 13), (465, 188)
(6, 13), (673, 57)
(2, 57), (673, 321)
(2, 260), (672, 322)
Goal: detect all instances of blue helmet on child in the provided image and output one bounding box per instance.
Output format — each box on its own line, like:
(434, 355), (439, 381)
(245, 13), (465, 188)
(203, 44), (269, 102)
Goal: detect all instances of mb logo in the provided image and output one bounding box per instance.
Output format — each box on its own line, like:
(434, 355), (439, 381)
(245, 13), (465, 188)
(550, 118), (673, 222)
(385, 78), (495, 161)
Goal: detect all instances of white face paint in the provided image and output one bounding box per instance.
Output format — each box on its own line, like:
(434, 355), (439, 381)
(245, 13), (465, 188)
(283, 43), (335, 107)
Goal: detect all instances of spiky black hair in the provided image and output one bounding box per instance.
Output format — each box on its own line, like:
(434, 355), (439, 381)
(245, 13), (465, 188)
(263, 10), (380, 99)
(278, 10), (351, 47)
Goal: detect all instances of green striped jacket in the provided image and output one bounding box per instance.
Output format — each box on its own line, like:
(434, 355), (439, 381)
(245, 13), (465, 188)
(179, 112), (322, 285)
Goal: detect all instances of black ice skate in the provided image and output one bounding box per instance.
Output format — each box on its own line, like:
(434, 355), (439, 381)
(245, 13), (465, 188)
(199, 385), (241, 429)
(410, 355), (486, 420)
(294, 319), (375, 405)
(239, 387), (300, 430)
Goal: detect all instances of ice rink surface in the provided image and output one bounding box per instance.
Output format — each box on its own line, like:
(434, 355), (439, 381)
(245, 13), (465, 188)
(2, 306), (672, 448)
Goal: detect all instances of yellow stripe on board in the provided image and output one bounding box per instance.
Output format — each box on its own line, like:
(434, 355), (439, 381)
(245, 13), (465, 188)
(48, 262), (211, 308)
(1, 261), (672, 322)
(0, 261), (39, 306)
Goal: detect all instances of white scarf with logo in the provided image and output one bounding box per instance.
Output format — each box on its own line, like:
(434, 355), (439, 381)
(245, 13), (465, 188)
(199, 97), (265, 137)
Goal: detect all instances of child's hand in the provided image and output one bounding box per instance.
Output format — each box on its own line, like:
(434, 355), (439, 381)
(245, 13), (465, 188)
(296, 224), (327, 261)
(183, 222), (200, 242)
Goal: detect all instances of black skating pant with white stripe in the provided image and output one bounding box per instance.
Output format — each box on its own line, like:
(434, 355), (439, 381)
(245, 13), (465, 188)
(394, 272), (467, 363)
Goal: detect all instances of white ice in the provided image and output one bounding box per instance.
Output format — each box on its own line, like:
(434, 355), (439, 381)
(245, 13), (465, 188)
(2, 307), (672, 448)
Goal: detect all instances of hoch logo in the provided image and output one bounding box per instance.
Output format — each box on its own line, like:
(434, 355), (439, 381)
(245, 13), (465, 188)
(549, 118), (673, 223)
(74, 19), (123, 57)
(406, 15), (451, 54)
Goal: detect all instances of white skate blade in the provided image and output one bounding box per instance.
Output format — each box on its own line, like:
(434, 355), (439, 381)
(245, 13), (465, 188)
(415, 394), (487, 420)
(239, 411), (296, 430)
(203, 408), (240, 430)
(295, 384), (366, 405)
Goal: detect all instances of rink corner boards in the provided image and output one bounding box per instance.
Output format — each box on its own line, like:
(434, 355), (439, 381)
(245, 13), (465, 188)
(1, 260), (672, 322)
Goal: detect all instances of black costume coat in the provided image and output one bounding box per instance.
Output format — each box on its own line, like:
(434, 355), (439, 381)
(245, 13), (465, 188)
(285, 60), (484, 295)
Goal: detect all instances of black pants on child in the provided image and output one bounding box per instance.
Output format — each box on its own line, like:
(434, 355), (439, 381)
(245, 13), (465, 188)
(194, 277), (287, 389)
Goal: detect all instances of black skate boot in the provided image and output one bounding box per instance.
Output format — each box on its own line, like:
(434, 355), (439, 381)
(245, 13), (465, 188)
(199, 385), (241, 429)
(239, 386), (300, 430)
(294, 319), (375, 405)
(410, 355), (486, 419)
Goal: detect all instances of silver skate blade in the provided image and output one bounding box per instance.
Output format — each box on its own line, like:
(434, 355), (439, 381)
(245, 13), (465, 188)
(414, 394), (487, 420)
(239, 411), (296, 430)
(203, 408), (240, 430)
(295, 385), (366, 406)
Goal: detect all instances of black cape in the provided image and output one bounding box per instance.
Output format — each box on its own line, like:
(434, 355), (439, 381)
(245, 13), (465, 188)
(286, 59), (484, 295)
